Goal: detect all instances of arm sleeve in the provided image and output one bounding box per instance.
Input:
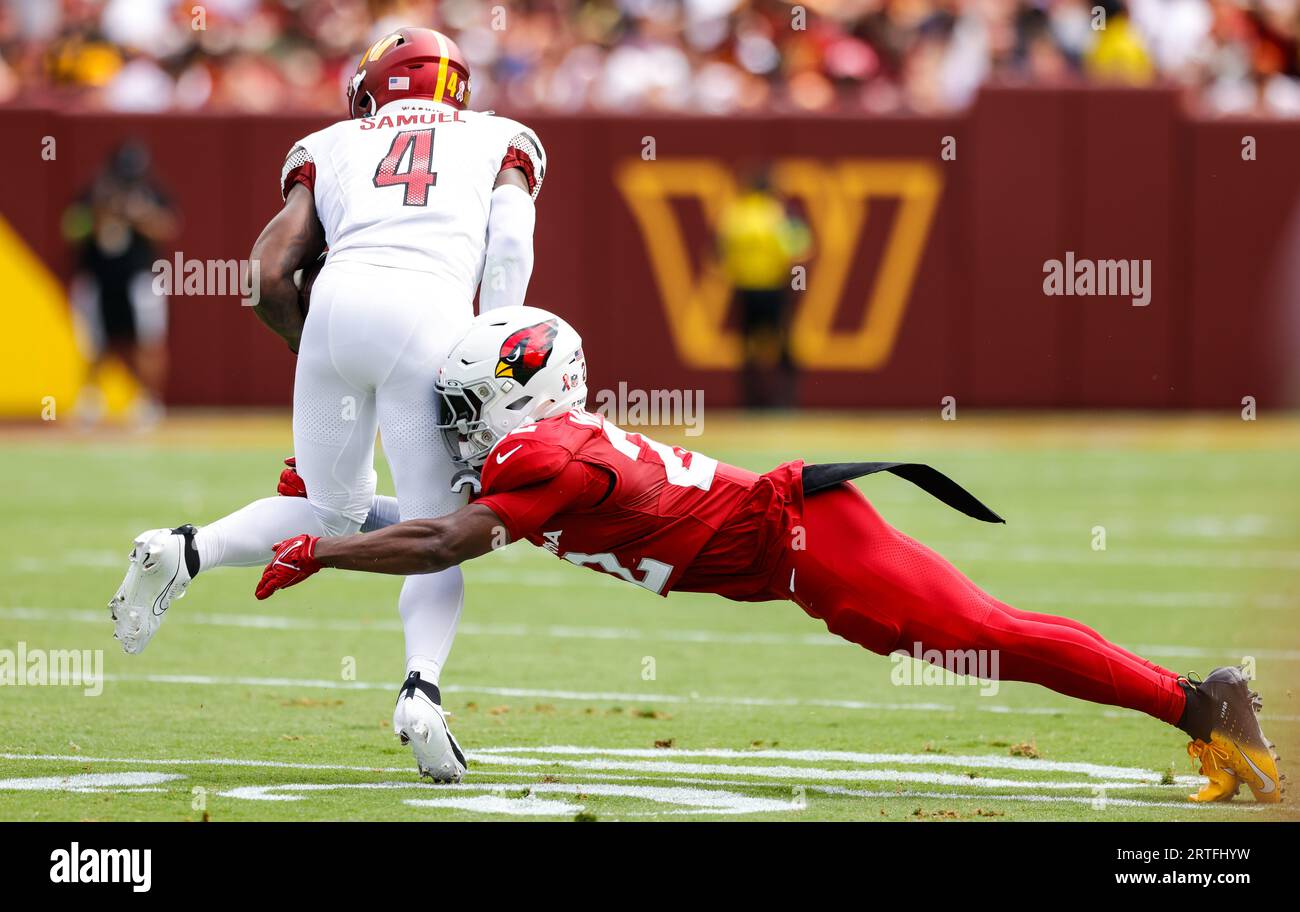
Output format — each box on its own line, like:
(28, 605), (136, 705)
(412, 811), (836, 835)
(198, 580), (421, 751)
(498, 130), (546, 199)
(281, 144), (315, 201)
(475, 459), (608, 542)
(479, 183), (536, 312)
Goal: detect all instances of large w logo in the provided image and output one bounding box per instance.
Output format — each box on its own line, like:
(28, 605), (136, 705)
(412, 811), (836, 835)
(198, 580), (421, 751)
(614, 159), (942, 371)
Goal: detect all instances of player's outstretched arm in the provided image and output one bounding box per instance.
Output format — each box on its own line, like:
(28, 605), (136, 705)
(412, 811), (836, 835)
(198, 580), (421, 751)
(255, 504), (505, 600)
(249, 183), (325, 352)
(319, 503), (503, 574)
(479, 168), (535, 312)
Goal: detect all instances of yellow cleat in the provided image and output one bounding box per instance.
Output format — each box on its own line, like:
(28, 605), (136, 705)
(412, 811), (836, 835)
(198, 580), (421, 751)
(1181, 667), (1283, 804)
(1186, 740), (1240, 802)
(1209, 731), (1281, 804)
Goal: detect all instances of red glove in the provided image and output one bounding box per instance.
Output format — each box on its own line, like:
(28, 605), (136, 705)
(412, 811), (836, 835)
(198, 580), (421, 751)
(277, 457), (307, 498)
(256, 534), (322, 600)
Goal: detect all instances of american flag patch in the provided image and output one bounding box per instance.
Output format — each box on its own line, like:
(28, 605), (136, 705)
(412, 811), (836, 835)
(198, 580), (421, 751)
(388, 76), (410, 90)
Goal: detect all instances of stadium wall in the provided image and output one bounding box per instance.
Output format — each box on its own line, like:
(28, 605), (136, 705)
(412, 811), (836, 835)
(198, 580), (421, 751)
(1, 87), (1298, 415)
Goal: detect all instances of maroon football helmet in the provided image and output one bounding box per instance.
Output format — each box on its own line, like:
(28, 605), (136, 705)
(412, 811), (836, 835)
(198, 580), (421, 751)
(346, 27), (471, 119)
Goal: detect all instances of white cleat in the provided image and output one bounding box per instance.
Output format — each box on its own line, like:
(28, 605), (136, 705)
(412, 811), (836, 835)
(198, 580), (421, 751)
(109, 526), (195, 655)
(393, 672), (467, 783)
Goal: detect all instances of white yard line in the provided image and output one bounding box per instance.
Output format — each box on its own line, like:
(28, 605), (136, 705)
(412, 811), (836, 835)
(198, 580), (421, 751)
(471, 745), (1187, 781)
(0, 772), (184, 791)
(0, 749), (1196, 789)
(0, 749), (1264, 816)
(466, 754), (1169, 792)
(46, 672), (1293, 723)
(0, 752), (415, 774)
(2, 750), (1277, 816)
(804, 785), (1269, 812)
(4, 604), (1296, 661)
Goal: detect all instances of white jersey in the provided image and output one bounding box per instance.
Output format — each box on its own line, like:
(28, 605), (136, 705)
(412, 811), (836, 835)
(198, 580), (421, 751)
(280, 98), (545, 302)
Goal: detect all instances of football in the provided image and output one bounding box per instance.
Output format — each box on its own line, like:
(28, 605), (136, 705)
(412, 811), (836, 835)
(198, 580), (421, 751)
(295, 251), (327, 314)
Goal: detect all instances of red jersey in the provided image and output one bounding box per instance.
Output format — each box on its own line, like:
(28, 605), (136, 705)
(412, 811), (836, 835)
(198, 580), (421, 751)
(474, 409), (802, 599)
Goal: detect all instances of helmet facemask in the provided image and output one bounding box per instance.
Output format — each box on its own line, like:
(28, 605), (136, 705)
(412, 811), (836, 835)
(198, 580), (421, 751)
(435, 377), (498, 468)
(434, 309), (588, 470)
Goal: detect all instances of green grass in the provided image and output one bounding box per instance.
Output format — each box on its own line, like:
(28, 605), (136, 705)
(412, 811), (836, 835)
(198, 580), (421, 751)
(1, 412), (1298, 821)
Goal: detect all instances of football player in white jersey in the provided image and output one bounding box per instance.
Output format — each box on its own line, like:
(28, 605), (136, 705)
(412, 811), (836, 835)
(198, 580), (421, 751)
(107, 28), (545, 781)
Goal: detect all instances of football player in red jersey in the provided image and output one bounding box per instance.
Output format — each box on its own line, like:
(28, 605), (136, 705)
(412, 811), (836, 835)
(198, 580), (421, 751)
(259, 306), (1282, 803)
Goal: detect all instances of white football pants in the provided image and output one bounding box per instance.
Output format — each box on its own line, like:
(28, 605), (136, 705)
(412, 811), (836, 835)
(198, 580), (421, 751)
(193, 260), (473, 684)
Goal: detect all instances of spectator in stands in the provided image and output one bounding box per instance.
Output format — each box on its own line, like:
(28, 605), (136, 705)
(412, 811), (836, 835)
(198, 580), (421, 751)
(0, 0), (1295, 116)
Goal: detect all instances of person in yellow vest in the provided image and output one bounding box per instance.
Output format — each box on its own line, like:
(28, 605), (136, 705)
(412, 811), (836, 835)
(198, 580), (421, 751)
(1085, 2), (1155, 85)
(717, 169), (811, 409)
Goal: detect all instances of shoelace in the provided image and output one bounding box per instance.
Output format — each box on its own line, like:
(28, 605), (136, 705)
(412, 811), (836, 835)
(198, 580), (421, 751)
(1187, 739), (1234, 777)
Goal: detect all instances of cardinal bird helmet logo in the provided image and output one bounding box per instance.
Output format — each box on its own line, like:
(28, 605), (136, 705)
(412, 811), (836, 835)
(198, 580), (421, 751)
(495, 319), (558, 384)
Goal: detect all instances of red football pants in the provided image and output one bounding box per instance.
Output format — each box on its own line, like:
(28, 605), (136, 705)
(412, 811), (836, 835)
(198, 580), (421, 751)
(778, 483), (1185, 725)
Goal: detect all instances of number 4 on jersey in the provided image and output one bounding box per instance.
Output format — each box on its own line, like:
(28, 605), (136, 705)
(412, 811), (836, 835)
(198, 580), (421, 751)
(373, 129), (437, 206)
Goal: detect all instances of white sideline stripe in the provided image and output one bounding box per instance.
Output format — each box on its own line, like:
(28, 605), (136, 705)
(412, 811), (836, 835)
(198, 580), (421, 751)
(0, 752), (415, 774)
(807, 785), (1268, 812)
(0, 748), (1194, 788)
(274, 767), (1249, 815)
(0, 606), (409, 634)
(470, 745), (1186, 781)
(219, 780), (795, 815)
(467, 754), (1180, 791)
(487, 771), (1253, 813)
(403, 795), (583, 816)
(0, 751), (1267, 815)
(0, 772), (184, 791)
(5, 605), (1298, 662)
(86, 672), (1300, 722)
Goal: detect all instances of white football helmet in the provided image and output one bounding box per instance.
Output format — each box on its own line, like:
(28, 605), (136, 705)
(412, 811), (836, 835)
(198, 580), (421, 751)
(436, 306), (586, 467)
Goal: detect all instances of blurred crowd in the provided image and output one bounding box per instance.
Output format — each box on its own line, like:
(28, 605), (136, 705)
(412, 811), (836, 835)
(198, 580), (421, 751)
(1, 0), (1297, 116)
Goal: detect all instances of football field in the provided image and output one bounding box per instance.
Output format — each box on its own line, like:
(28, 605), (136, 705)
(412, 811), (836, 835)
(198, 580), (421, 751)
(2, 412), (1298, 822)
